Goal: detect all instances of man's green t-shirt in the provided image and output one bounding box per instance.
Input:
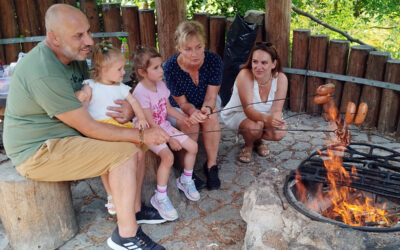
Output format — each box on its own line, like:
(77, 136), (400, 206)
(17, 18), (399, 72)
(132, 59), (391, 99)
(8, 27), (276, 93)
(3, 42), (89, 166)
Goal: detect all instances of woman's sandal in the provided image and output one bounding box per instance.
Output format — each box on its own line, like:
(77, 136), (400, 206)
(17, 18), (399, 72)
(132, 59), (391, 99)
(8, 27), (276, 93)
(254, 141), (270, 157)
(105, 195), (116, 216)
(238, 147), (253, 163)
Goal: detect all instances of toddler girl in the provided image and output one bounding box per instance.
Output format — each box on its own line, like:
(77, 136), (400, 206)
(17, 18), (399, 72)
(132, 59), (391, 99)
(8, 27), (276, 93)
(75, 41), (148, 215)
(132, 46), (200, 221)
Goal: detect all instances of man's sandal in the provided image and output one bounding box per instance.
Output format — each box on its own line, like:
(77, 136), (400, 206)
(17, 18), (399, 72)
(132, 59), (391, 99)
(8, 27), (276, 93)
(238, 147), (253, 163)
(254, 141), (270, 157)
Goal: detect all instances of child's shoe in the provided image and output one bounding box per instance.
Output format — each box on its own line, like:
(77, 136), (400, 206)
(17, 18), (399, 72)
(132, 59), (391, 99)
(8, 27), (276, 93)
(105, 195), (116, 215)
(150, 194), (178, 221)
(176, 177), (200, 201)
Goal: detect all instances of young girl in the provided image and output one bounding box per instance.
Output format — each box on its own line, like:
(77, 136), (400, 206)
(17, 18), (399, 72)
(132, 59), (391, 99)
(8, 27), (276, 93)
(132, 46), (200, 221)
(75, 41), (149, 215)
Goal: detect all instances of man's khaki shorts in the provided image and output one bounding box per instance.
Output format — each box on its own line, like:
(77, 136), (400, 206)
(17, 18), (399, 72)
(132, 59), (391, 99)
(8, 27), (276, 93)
(16, 136), (138, 182)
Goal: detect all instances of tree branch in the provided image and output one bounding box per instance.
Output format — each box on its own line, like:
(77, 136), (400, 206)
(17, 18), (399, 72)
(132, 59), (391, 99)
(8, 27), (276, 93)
(291, 6), (375, 48)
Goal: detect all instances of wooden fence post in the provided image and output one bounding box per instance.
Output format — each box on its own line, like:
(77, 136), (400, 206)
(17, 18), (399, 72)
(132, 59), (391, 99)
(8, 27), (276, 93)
(339, 45), (373, 113)
(80, 0), (101, 43)
(0, 0), (20, 64)
(155, 0), (186, 61)
(35, 0), (54, 35)
(14, 0), (41, 53)
(122, 5), (140, 55)
(0, 32), (5, 64)
(290, 29), (310, 112)
(139, 9), (156, 48)
(325, 39), (349, 108)
(378, 59), (400, 133)
(265, 0), (291, 68)
(209, 16), (226, 58)
(359, 51), (390, 128)
(193, 13), (210, 50)
(306, 35), (329, 115)
(102, 3), (122, 48)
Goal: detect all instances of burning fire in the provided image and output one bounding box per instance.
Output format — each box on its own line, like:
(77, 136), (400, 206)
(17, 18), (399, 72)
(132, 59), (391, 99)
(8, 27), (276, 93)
(295, 95), (391, 227)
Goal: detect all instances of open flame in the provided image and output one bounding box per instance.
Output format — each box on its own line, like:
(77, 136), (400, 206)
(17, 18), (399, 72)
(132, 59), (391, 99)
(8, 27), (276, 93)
(295, 100), (391, 227)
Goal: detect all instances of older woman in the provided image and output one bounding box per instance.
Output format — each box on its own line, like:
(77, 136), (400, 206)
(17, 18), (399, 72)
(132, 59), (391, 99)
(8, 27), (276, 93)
(221, 42), (288, 163)
(164, 21), (222, 190)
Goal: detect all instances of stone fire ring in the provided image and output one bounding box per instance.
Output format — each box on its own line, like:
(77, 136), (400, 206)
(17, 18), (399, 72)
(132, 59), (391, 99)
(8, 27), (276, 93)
(240, 166), (400, 250)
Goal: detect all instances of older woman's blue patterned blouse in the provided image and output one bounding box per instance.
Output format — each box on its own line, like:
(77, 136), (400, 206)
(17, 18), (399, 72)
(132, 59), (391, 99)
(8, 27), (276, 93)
(164, 51), (223, 109)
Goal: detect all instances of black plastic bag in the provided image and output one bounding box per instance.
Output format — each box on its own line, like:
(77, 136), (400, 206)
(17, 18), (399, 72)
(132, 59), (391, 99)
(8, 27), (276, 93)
(219, 14), (259, 106)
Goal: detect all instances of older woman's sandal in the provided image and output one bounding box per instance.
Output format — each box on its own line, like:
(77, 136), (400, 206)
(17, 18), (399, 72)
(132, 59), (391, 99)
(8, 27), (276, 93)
(254, 141), (270, 157)
(238, 147), (252, 163)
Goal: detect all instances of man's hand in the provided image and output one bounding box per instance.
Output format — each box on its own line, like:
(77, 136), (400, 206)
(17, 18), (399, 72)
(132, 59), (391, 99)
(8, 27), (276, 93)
(143, 127), (169, 146)
(106, 99), (134, 124)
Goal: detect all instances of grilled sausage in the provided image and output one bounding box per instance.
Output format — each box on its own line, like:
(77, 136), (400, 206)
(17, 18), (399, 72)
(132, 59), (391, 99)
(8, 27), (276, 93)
(316, 83), (335, 96)
(354, 102), (368, 125)
(313, 95), (330, 104)
(345, 102), (356, 124)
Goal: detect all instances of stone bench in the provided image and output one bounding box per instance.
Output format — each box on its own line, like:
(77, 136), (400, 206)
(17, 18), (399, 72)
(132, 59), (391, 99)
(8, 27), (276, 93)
(0, 161), (77, 250)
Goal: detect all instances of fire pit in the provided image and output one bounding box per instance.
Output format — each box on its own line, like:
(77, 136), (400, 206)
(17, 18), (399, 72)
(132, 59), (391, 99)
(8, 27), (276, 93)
(284, 142), (400, 232)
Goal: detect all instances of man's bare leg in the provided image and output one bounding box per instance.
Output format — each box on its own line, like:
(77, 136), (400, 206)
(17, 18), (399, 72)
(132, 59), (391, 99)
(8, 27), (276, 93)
(109, 154), (138, 237)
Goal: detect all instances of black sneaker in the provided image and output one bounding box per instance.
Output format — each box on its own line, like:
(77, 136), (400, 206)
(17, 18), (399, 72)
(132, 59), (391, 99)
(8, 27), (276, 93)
(192, 171), (206, 190)
(203, 163), (221, 190)
(107, 226), (165, 250)
(136, 204), (167, 224)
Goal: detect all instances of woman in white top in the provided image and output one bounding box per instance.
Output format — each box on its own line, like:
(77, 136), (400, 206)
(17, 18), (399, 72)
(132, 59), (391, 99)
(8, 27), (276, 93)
(221, 42), (288, 163)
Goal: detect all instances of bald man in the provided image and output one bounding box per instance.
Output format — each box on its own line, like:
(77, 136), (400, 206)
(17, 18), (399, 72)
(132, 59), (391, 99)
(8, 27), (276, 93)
(3, 4), (166, 249)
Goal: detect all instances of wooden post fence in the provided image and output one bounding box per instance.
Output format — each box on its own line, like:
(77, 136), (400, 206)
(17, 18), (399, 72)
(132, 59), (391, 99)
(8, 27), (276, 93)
(209, 16), (226, 58)
(0, 0), (20, 64)
(325, 39), (349, 108)
(139, 8), (156, 48)
(35, 0), (54, 35)
(306, 35), (329, 114)
(14, 0), (40, 52)
(339, 45), (373, 113)
(122, 5), (141, 55)
(359, 51), (390, 128)
(80, 0), (101, 43)
(102, 3), (122, 48)
(155, 0), (186, 61)
(193, 13), (210, 50)
(378, 59), (400, 133)
(265, 0), (291, 68)
(290, 29), (310, 112)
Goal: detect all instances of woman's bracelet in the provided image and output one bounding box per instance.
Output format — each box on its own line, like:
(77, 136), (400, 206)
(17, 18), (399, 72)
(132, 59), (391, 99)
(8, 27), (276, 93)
(139, 128), (144, 146)
(205, 105), (213, 114)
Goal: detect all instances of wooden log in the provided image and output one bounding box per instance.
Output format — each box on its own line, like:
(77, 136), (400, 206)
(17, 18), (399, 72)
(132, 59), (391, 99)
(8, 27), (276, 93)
(225, 17), (234, 37)
(138, 9), (156, 48)
(325, 39), (349, 108)
(0, 161), (77, 250)
(141, 151), (181, 206)
(35, 0), (54, 35)
(193, 13), (210, 50)
(265, 0), (291, 68)
(209, 16), (226, 58)
(0, 0), (20, 64)
(306, 35), (329, 115)
(359, 51), (390, 128)
(56, 0), (77, 5)
(339, 45), (373, 113)
(14, 0), (41, 53)
(290, 29), (310, 112)
(0, 29), (5, 64)
(102, 3), (122, 48)
(155, 0), (186, 61)
(80, 0), (101, 43)
(122, 5), (140, 55)
(378, 59), (400, 133)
